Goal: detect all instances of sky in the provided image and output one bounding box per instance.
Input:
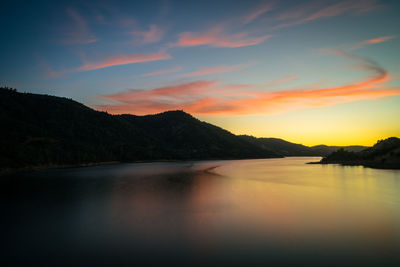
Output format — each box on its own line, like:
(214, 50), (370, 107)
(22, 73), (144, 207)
(1, 0), (400, 146)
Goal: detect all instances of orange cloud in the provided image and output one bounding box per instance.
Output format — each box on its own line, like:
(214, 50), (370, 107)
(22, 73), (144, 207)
(242, 2), (274, 24)
(130, 25), (164, 44)
(61, 7), (97, 45)
(353, 35), (396, 49)
(175, 26), (271, 48)
(101, 81), (217, 102)
(94, 52), (400, 116)
(76, 51), (171, 71)
(139, 67), (182, 77)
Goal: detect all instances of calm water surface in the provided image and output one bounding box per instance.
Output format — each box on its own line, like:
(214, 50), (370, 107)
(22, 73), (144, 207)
(2, 157), (400, 266)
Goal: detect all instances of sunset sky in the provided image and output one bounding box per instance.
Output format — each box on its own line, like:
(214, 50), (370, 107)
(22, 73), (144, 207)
(1, 0), (399, 146)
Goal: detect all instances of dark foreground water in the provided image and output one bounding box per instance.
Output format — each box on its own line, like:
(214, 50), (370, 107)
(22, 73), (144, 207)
(2, 157), (400, 266)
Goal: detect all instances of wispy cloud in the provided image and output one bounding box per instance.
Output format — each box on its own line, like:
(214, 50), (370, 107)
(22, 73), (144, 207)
(273, 0), (379, 30)
(263, 75), (298, 86)
(139, 66), (182, 77)
(100, 80), (217, 102)
(180, 64), (247, 77)
(95, 81), (247, 115)
(37, 59), (65, 79)
(95, 52), (400, 115)
(242, 1), (274, 24)
(169, 2), (276, 49)
(174, 26), (272, 48)
(130, 24), (164, 44)
(276, 1), (316, 21)
(75, 51), (171, 72)
(353, 35), (396, 49)
(43, 67), (63, 79)
(61, 7), (98, 45)
(42, 65), (64, 79)
(302, 0), (376, 22)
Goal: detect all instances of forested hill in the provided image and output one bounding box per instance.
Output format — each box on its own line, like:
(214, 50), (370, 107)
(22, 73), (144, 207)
(0, 87), (279, 170)
(318, 137), (400, 169)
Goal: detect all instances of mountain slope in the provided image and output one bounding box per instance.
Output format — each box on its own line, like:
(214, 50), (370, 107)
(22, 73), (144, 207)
(121, 112), (279, 159)
(239, 136), (317, 156)
(0, 88), (279, 170)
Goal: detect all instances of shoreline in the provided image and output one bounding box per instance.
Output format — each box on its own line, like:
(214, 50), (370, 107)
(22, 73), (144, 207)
(307, 161), (400, 170)
(0, 161), (121, 176)
(1, 155), (290, 176)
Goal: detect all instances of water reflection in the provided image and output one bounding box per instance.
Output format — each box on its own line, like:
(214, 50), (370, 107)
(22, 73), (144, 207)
(2, 158), (400, 266)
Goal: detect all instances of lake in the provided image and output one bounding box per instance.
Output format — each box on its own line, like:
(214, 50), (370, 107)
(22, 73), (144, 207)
(2, 157), (400, 266)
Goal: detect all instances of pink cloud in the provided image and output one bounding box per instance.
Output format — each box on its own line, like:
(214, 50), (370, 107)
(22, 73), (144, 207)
(130, 25), (164, 44)
(61, 7), (98, 45)
(94, 52), (400, 116)
(139, 67), (182, 77)
(175, 26), (272, 48)
(76, 51), (171, 72)
(95, 81), (244, 115)
(353, 35), (396, 49)
(242, 2), (274, 24)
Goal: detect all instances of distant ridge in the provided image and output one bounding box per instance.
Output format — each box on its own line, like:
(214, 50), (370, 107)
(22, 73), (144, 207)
(0, 87), (372, 171)
(239, 135), (367, 156)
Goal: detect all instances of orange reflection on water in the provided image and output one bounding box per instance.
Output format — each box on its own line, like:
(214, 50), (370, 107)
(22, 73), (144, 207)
(105, 158), (400, 255)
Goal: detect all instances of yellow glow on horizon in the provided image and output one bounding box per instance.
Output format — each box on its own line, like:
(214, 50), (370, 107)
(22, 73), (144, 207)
(198, 97), (400, 147)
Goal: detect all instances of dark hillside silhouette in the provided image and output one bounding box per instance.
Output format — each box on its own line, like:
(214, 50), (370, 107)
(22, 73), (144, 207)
(317, 137), (400, 169)
(0, 87), (279, 171)
(1, 87), (378, 171)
